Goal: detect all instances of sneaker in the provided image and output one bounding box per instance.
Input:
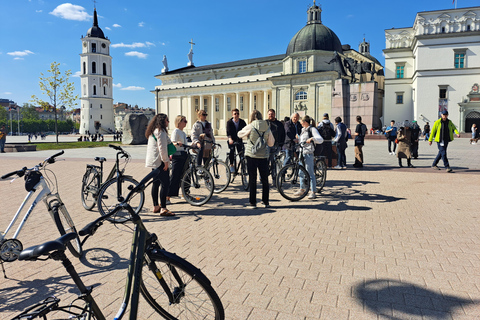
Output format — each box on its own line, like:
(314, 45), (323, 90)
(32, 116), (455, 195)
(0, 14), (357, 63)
(389, 152), (393, 155)
(293, 189), (305, 196)
(308, 192), (316, 199)
(446, 168), (453, 173)
(342, 166), (347, 169)
(432, 165), (440, 170)
(333, 165), (342, 169)
(261, 201), (270, 208)
(246, 203), (257, 209)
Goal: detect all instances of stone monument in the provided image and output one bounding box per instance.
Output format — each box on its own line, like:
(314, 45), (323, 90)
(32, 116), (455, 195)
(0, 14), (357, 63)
(122, 113), (148, 145)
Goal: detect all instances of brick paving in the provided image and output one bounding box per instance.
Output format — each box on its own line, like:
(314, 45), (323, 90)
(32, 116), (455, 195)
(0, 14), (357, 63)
(0, 139), (479, 319)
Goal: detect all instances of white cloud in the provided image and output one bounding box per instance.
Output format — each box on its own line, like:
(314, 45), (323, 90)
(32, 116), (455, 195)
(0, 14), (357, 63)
(72, 71), (81, 78)
(113, 24), (122, 28)
(113, 83), (122, 88)
(50, 3), (91, 21)
(121, 86), (145, 91)
(105, 27), (111, 30)
(138, 22), (145, 27)
(36, 10), (42, 13)
(14, 57), (24, 60)
(145, 41), (155, 47)
(7, 50), (34, 57)
(125, 51), (148, 59)
(3, 92), (12, 95)
(112, 42), (155, 49)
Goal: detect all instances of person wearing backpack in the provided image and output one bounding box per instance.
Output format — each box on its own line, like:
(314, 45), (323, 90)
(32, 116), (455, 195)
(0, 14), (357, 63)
(317, 113), (336, 168)
(238, 110), (275, 209)
(353, 115), (368, 168)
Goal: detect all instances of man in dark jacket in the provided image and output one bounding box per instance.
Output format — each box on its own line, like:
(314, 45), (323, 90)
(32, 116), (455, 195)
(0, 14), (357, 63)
(317, 113), (336, 168)
(410, 120), (421, 159)
(266, 109), (285, 180)
(226, 108), (247, 172)
(283, 112), (302, 165)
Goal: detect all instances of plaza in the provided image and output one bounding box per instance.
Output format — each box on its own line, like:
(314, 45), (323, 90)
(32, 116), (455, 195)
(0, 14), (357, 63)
(0, 138), (479, 319)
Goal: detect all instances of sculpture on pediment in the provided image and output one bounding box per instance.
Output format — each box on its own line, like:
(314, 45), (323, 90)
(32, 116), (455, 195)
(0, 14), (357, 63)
(161, 55), (169, 73)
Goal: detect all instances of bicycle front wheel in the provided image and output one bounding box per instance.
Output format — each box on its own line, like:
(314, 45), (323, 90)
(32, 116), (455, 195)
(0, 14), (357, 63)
(207, 160), (230, 193)
(181, 167), (214, 206)
(51, 203), (83, 258)
(97, 176), (145, 223)
(315, 158), (327, 192)
(81, 168), (100, 210)
(141, 253), (224, 320)
(277, 164), (310, 201)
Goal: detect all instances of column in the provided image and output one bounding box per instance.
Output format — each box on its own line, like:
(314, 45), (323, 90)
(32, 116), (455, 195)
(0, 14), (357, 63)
(199, 95), (204, 112)
(236, 92), (240, 113)
(223, 94), (227, 130)
(264, 90), (268, 116)
(249, 91), (254, 116)
(211, 94), (215, 131)
(166, 97), (170, 129)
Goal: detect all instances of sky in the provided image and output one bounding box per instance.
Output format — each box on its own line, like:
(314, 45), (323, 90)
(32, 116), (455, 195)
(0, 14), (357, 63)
(1, 0), (478, 110)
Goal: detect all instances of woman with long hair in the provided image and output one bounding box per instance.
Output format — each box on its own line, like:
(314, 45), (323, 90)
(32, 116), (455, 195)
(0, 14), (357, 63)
(145, 113), (174, 216)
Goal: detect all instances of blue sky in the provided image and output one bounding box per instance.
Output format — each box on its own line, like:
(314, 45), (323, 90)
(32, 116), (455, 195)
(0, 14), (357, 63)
(1, 0), (478, 110)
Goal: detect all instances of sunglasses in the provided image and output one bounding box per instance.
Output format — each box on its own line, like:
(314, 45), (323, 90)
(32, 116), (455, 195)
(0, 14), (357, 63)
(202, 114), (207, 116)
(233, 113), (239, 115)
(182, 119), (188, 123)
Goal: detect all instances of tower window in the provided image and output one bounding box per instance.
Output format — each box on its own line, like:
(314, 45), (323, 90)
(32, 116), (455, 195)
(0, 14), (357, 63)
(93, 85), (96, 95)
(395, 64), (405, 78)
(104, 87), (106, 95)
(454, 52), (465, 68)
(396, 93), (404, 104)
(467, 25), (471, 31)
(90, 104), (92, 108)
(83, 62), (86, 74)
(103, 63), (107, 76)
(100, 104), (103, 109)
(100, 115), (102, 119)
(92, 62), (96, 74)
(92, 43), (96, 53)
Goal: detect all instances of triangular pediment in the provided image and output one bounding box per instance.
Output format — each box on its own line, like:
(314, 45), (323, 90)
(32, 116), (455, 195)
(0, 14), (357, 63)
(437, 13), (451, 20)
(463, 11), (477, 18)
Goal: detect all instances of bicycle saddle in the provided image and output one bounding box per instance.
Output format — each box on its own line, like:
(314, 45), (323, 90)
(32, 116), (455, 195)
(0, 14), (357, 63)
(94, 157), (106, 163)
(18, 233), (77, 261)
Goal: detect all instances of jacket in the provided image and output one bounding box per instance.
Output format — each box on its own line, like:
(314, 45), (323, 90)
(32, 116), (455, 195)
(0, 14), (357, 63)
(226, 118), (247, 142)
(191, 120), (215, 145)
(396, 127), (412, 159)
(428, 118), (459, 143)
(284, 120), (302, 147)
(238, 120), (275, 159)
(267, 119), (285, 148)
(334, 122), (347, 147)
(145, 128), (171, 168)
(299, 126), (323, 155)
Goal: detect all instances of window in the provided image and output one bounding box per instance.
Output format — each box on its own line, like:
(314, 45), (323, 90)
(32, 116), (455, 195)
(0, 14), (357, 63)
(103, 63), (107, 75)
(92, 43), (96, 53)
(395, 64), (404, 78)
(396, 93), (404, 104)
(204, 98), (208, 111)
(90, 104), (92, 108)
(195, 98), (199, 110)
(93, 85), (96, 95)
(295, 91), (307, 100)
(100, 104), (103, 109)
(455, 53), (465, 68)
(83, 62), (86, 74)
(215, 97), (219, 112)
(439, 88), (447, 99)
(254, 95), (257, 109)
(240, 96), (244, 111)
(227, 97), (231, 111)
(104, 87), (106, 95)
(467, 25), (471, 31)
(90, 115), (92, 119)
(298, 60), (307, 73)
(100, 115), (102, 119)
(92, 62), (96, 74)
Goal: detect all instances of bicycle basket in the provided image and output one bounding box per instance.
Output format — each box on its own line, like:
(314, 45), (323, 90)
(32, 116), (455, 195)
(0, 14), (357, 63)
(24, 171), (42, 192)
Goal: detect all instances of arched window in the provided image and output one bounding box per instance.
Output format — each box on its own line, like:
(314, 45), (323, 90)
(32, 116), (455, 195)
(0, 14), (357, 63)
(92, 62), (96, 74)
(93, 85), (96, 95)
(295, 91), (307, 100)
(92, 43), (96, 53)
(83, 62), (86, 74)
(104, 86), (106, 95)
(103, 63), (107, 75)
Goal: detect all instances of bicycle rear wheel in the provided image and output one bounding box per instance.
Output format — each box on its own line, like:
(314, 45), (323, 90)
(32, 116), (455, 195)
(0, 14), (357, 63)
(141, 253), (224, 320)
(240, 160), (249, 191)
(180, 167), (214, 206)
(277, 164), (310, 201)
(207, 160), (230, 193)
(315, 158), (327, 192)
(81, 168), (100, 210)
(97, 176), (145, 223)
(51, 203), (83, 258)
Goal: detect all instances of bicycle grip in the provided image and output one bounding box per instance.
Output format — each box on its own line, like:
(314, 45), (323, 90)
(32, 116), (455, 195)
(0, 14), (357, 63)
(79, 218), (103, 236)
(1, 168), (25, 180)
(109, 144), (122, 151)
(46, 150), (65, 164)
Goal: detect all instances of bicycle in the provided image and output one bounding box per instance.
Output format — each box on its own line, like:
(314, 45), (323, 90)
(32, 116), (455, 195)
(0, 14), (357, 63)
(225, 142), (249, 191)
(205, 141), (230, 193)
(180, 144), (215, 206)
(81, 144), (145, 223)
(314, 155), (327, 193)
(0, 151), (83, 277)
(268, 146), (285, 185)
(13, 166), (224, 320)
(276, 143), (311, 201)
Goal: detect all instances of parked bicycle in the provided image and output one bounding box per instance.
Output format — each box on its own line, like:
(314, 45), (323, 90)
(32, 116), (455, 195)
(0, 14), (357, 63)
(225, 142), (249, 191)
(180, 144), (215, 206)
(314, 155), (327, 192)
(205, 141), (230, 193)
(13, 166), (224, 319)
(268, 147), (285, 185)
(276, 143), (311, 201)
(0, 151), (83, 277)
(81, 144), (145, 223)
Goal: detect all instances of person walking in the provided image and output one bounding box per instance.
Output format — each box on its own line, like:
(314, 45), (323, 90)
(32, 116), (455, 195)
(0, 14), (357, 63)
(266, 108), (285, 181)
(0, 124), (7, 153)
(191, 110), (215, 167)
(385, 120), (397, 154)
(424, 122), (431, 141)
(471, 123), (477, 144)
(145, 113), (174, 216)
(333, 117), (348, 169)
(317, 113), (336, 168)
(353, 116), (367, 168)
(410, 120), (421, 159)
(238, 110), (275, 209)
(167, 115), (189, 204)
(297, 115), (323, 199)
(396, 121), (414, 168)
(283, 112), (301, 166)
(226, 108), (247, 173)
(429, 110), (460, 172)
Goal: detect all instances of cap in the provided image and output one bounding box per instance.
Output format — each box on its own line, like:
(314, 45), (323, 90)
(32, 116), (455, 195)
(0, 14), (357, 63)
(323, 113), (329, 118)
(412, 120), (417, 123)
(442, 110), (449, 115)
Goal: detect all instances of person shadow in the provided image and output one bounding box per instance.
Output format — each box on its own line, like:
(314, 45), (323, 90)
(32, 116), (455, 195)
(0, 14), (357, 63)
(354, 279), (479, 319)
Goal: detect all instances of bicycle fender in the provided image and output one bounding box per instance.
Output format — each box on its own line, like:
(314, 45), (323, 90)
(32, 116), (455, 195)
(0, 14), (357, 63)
(150, 249), (211, 285)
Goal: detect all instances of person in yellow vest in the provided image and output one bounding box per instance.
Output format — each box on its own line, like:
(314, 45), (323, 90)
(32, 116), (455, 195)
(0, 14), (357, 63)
(428, 110), (460, 173)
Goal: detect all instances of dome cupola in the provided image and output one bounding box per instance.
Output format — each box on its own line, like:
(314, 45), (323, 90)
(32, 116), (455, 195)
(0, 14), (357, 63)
(86, 8), (106, 39)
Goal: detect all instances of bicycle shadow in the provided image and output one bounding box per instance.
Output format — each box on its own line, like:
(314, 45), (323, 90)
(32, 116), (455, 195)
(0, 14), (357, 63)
(353, 279), (479, 319)
(80, 247), (125, 270)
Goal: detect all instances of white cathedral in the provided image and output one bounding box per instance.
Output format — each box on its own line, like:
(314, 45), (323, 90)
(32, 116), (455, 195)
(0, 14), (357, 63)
(79, 8), (114, 135)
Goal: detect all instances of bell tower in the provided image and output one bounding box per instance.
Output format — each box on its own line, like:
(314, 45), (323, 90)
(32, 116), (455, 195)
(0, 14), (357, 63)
(79, 8), (114, 134)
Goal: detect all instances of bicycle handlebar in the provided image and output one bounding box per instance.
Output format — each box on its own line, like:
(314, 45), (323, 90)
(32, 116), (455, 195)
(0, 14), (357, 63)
(109, 144), (123, 151)
(46, 150), (64, 164)
(1, 167), (27, 180)
(1, 150), (65, 180)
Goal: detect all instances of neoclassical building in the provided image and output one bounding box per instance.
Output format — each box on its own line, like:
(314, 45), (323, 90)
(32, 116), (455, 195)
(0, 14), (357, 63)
(154, 2), (384, 135)
(384, 6), (480, 132)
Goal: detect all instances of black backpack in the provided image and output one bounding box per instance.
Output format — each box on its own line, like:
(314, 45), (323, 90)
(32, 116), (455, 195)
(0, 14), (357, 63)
(308, 127), (323, 157)
(318, 123), (335, 140)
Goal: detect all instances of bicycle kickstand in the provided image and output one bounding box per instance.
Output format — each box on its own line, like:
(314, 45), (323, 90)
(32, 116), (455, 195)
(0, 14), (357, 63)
(1, 260), (7, 278)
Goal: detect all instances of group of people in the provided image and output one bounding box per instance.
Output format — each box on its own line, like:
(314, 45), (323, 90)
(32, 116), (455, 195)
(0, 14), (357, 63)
(77, 133), (104, 142)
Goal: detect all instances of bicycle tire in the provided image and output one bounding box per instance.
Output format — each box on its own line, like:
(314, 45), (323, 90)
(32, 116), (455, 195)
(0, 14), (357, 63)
(51, 203), (83, 258)
(97, 176), (145, 223)
(240, 159), (249, 191)
(277, 164), (310, 201)
(140, 252), (225, 320)
(180, 167), (214, 206)
(81, 168), (100, 210)
(315, 158), (327, 193)
(207, 160), (230, 193)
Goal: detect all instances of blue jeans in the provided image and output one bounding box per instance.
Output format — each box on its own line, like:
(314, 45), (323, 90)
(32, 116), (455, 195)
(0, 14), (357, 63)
(433, 141), (450, 168)
(284, 148), (294, 166)
(300, 153), (316, 192)
(0, 139), (5, 153)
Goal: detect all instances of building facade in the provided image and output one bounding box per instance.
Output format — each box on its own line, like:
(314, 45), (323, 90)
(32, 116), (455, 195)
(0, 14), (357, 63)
(79, 8), (115, 134)
(153, 3), (384, 135)
(384, 6), (480, 132)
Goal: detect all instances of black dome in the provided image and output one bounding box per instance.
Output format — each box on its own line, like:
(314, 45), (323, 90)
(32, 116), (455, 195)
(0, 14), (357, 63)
(287, 23), (343, 55)
(86, 9), (106, 39)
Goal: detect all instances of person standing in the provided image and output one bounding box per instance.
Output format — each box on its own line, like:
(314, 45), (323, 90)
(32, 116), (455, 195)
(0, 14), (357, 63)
(167, 115), (189, 204)
(317, 113), (336, 168)
(410, 120), (421, 159)
(385, 120), (397, 155)
(283, 112), (301, 166)
(424, 122), (431, 141)
(429, 110), (460, 172)
(266, 109), (285, 179)
(0, 125), (7, 153)
(191, 110), (215, 167)
(238, 110), (275, 209)
(397, 121), (414, 168)
(226, 108), (247, 173)
(333, 117), (348, 169)
(471, 123), (477, 144)
(145, 114), (174, 216)
(353, 116), (367, 168)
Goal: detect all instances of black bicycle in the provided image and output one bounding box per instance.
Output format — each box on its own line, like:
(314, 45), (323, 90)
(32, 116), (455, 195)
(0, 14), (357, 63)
(13, 167), (225, 320)
(314, 155), (327, 192)
(268, 146), (285, 185)
(225, 142), (248, 191)
(276, 143), (311, 201)
(205, 141), (230, 193)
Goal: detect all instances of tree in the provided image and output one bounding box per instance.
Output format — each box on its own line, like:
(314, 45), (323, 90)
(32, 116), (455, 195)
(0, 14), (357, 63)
(31, 62), (78, 143)
(0, 106), (6, 122)
(21, 103), (39, 120)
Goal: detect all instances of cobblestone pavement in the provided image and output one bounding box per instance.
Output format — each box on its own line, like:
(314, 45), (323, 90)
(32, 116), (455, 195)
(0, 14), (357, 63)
(0, 139), (479, 319)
